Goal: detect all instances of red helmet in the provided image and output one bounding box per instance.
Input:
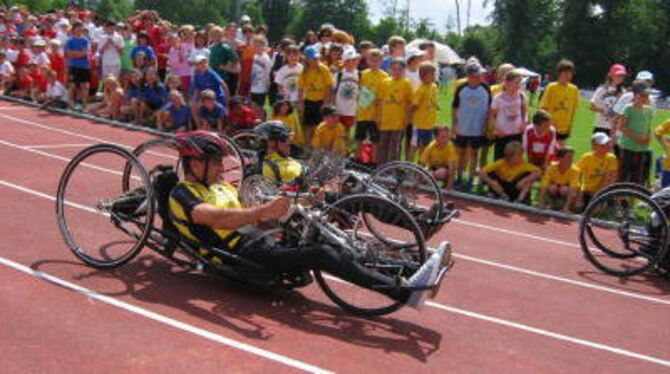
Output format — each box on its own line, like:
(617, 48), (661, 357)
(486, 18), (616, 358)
(174, 131), (228, 159)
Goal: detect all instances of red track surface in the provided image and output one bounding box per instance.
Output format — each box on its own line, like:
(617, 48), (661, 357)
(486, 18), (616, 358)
(1, 100), (669, 373)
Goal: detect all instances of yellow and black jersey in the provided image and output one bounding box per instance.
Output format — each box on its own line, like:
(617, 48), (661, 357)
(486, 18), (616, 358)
(168, 180), (242, 252)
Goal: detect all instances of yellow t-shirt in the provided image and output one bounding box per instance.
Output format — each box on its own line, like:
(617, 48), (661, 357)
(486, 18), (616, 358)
(378, 77), (414, 131)
(451, 78), (467, 95)
(262, 152), (303, 183)
(654, 119), (670, 138)
(539, 82), (579, 135)
(270, 113), (304, 146)
(483, 159), (540, 182)
(312, 121), (347, 155)
(540, 162), (580, 189)
(169, 181), (242, 250)
(575, 152), (618, 194)
(357, 68), (390, 121)
(490, 83), (503, 96)
(419, 140), (458, 168)
(412, 82), (439, 130)
(297, 63), (334, 101)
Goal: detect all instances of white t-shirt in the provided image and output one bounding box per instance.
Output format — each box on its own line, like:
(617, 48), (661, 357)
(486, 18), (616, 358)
(405, 68), (421, 90)
(0, 60), (15, 75)
(613, 91), (656, 116)
(250, 53), (272, 94)
(5, 49), (18, 63)
(46, 81), (68, 101)
(491, 91), (526, 136)
(31, 51), (51, 68)
(96, 32), (124, 66)
(590, 84), (623, 130)
(274, 63), (303, 102)
(334, 69), (359, 117)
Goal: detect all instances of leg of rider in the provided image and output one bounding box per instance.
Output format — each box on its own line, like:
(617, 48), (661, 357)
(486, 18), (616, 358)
(240, 240), (410, 301)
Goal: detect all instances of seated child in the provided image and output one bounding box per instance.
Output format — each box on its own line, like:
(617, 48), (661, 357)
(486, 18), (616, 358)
(196, 89), (227, 132)
(87, 75), (124, 119)
(269, 98), (305, 156)
(38, 68), (68, 109)
(523, 109), (557, 168)
(576, 132), (618, 208)
(419, 126), (458, 189)
(312, 106), (347, 156)
(228, 96), (261, 131)
(480, 141), (542, 202)
(538, 147), (580, 213)
(157, 90), (192, 132)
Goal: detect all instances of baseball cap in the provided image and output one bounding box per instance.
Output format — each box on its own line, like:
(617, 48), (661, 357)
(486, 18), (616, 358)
(631, 81), (651, 95)
(591, 132), (611, 145)
(608, 63), (627, 76)
(303, 45), (321, 60)
(321, 106), (337, 116)
(342, 48), (360, 60)
(240, 15), (251, 23)
(201, 89), (216, 99)
(636, 70), (654, 82)
(405, 48), (426, 63)
(33, 39), (46, 47)
(465, 62), (486, 75)
(191, 54), (208, 64)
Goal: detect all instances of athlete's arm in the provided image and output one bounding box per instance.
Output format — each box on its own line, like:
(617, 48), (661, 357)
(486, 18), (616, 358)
(191, 197), (290, 230)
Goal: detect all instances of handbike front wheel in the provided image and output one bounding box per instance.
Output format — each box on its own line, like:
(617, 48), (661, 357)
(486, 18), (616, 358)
(579, 189), (668, 277)
(56, 144), (155, 269)
(314, 194), (428, 316)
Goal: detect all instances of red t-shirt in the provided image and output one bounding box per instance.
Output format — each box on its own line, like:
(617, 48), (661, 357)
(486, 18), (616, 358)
(17, 74), (33, 90)
(229, 105), (256, 127)
(29, 69), (48, 92)
(15, 50), (30, 69)
(42, 29), (57, 39)
(523, 125), (557, 164)
(48, 52), (66, 83)
(152, 36), (170, 70)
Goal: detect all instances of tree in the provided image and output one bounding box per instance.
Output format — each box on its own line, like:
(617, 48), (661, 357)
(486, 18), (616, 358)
(288, 0), (372, 40)
(96, 0), (133, 22)
(135, 0), (232, 25)
(259, 0), (292, 42)
(454, 0), (462, 35)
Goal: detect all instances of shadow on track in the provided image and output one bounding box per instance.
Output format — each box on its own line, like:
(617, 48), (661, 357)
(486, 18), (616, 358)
(31, 255), (442, 362)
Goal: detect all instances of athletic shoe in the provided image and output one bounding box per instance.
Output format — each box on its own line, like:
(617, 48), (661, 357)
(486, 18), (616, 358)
(405, 245), (447, 309)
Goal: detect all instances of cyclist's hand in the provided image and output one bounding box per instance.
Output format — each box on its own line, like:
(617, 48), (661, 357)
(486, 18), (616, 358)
(262, 197), (291, 221)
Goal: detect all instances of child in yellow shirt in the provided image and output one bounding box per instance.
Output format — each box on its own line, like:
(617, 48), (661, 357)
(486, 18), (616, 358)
(420, 126), (458, 189)
(538, 147), (580, 212)
(270, 98), (304, 151)
(539, 59), (579, 144)
(377, 58), (413, 164)
(408, 61), (439, 163)
(312, 106), (347, 156)
(480, 141), (541, 202)
(576, 132), (618, 207)
(298, 45), (334, 144)
(654, 119), (670, 188)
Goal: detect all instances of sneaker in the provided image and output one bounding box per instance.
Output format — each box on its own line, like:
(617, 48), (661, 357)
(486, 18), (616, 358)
(405, 245), (447, 309)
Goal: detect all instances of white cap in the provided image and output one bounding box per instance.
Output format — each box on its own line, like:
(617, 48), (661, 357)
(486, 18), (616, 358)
(636, 70), (654, 82)
(342, 48), (360, 60)
(240, 15), (251, 23)
(56, 19), (70, 27)
(33, 39), (46, 47)
(191, 54), (208, 64)
(591, 132), (611, 145)
(405, 48), (426, 62)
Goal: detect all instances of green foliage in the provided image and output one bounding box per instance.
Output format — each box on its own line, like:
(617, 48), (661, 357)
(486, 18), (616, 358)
(96, 0), (133, 22)
(134, 0), (232, 25)
(288, 0), (371, 39)
(259, 0), (291, 42)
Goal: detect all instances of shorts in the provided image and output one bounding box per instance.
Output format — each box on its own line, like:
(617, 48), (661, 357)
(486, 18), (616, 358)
(303, 100), (323, 127)
(556, 132), (570, 141)
(412, 128), (434, 148)
(69, 67), (91, 84)
(340, 115), (355, 129)
(354, 120), (380, 142)
(453, 135), (487, 149)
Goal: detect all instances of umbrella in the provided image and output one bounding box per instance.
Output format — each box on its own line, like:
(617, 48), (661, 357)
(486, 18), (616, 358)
(407, 39), (464, 65)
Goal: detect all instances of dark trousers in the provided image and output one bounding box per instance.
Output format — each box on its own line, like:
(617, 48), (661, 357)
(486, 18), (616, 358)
(620, 148), (651, 186)
(488, 171), (531, 201)
(494, 133), (523, 160)
(239, 238), (409, 301)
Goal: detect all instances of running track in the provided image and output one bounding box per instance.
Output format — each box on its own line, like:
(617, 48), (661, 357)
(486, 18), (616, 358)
(0, 100), (668, 373)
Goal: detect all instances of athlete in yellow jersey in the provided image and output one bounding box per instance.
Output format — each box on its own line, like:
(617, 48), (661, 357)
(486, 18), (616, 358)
(253, 121), (304, 184)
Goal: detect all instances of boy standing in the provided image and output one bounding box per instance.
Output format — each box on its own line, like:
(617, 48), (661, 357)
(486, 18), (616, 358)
(618, 82), (653, 186)
(334, 48), (360, 138)
(297, 45), (334, 144)
(452, 61), (491, 189)
(409, 62), (439, 162)
(274, 44), (303, 104)
(381, 36), (406, 72)
(355, 49), (388, 162)
(539, 59), (579, 144)
(65, 22), (91, 109)
(376, 58), (414, 164)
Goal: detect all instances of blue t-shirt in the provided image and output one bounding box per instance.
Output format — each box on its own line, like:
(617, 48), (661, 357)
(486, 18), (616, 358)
(452, 83), (492, 136)
(126, 83), (146, 101)
(143, 83), (168, 107)
(199, 102), (227, 125)
(131, 45), (156, 61)
(163, 103), (192, 130)
(380, 56), (393, 73)
(65, 37), (90, 69)
(190, 68), (227, 105)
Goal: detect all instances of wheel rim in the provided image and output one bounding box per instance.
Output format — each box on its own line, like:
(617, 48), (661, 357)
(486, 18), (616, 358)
(580, 189), (667, 276)
(57, 145), (155, 268)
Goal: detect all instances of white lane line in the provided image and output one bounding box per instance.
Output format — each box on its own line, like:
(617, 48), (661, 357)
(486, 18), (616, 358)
(3, 180), (670, 370)
(25, 143), (93, 149)
(453, 253), (670, 306)
(2, 177), (668, 308)
(0, 113), (177, 160)
(321, 274), (670, 368)
(426, 301), (670, 368)
(0, 256), (333, 374)
(0, 111), (585, 249)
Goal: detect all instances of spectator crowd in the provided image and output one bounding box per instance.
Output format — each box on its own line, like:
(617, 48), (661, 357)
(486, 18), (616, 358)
(1, 5), (669, 214)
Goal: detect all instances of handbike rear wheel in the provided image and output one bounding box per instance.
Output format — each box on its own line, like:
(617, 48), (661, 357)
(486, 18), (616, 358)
(314, 194), (428, 316)
(56, 144), (156, 269)
(579, 189), (669, 277)
(593, 182), (650, 199)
